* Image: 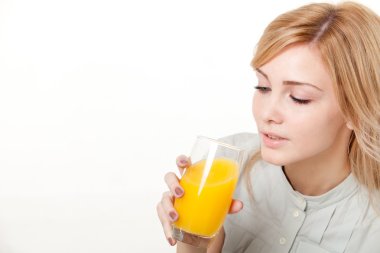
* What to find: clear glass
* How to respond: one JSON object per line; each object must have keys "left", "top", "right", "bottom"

{"left": 172, "top": 136, "right": 245, "bottom": 248}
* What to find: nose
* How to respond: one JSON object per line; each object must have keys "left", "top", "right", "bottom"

{"left": 259, "top": 94, "right": 284, "bottom": 125}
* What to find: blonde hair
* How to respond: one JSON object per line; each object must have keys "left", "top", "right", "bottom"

{"left": 245, "top": 2, "right": 380, "bottom": 204}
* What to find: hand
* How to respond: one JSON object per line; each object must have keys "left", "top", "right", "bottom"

{"left": 156, "top": 155, "right": 244, "bottom": 247}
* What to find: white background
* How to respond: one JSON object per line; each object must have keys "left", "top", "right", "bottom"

{"left": 0, "top": 0, "right": 379, "bottom": 252}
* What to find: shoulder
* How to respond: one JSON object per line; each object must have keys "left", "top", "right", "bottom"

{"left": 348, "top": 216, "right": 380, "bottom": 251}
{"left": 218, "top": 132, "right": 261, "bottom": 173}
{"left": 219, "top": 132, "right": 260, "bottom": 154}
{"left": 219, "top": 133, "right": 282, "bottom": 196}
{"left": 346, "top": 190, "right": 380, "bottom": 252}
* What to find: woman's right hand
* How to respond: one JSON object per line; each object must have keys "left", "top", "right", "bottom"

{"left": 156, "top": 155, "right": 244, "bottom": 247}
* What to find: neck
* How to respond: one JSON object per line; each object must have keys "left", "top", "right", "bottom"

{"left": 283, "top": 140, "right": 351, "bottom": 196}
{"left": 283, "top": 163, "right": 350, "bottom": 196}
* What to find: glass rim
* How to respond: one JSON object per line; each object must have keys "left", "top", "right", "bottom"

{"left": 197, "top": 135, "right": 244, "bottom": 152}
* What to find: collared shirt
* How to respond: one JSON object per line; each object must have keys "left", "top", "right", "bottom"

{"left": 221, "top": 133, "right": 380, "bottom": 253}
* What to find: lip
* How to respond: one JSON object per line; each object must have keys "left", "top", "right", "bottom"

{"left": 260, "top": 131, "right": 288, "bottom": 149}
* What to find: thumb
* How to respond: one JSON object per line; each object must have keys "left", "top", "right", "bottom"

{"left": 228, "top": 199, "right": 243, "bottom": 214}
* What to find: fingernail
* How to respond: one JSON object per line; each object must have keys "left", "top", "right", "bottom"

{"left": 179, "top": 159, "right": 187, "bottom": 165}
{"left": 169, "top": 211, "right": 178, "bottom": 221}
{"left": 168, "top": 237, "right": 175, "bottom": 246}
{"left": 175, "top": 187, "right": 183, "bottom": 197}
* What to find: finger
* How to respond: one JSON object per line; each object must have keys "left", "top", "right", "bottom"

{"left": 156, "top": 201, "right": 166, "bottom": 226}
{"left": 164, "top": 172, "right": 184, "bottom": 198}
{"left": 176, "top": 155, "right": 191, "bottom": 175}
{"left": 156, "top": 202, "right": 177, "bottom": 246}
{"left": 161, "top": 191, "right": 178, "bottom": 222}
{"left": 164, "top": 219, "right": 176, "bottom": 246}
{"left": 228, "top": 199, "right": 243, "bottom": 214}
{"left": 157, "top": 192, "right": 175, "bottom": 224}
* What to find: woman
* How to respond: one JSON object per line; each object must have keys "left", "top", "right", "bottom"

{"left": 157, "top": 2, "right": 380, "bottom": 252}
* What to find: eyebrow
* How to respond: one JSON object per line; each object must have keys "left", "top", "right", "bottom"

{"left": 255, "top": 68, "right": 323, "bottom": 91}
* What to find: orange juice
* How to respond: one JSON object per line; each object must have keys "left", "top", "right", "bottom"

{"left": 174, "top": 157, "right": 239, "bottom": 237}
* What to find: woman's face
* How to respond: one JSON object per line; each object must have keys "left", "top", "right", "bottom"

{"left": 253, "top": 44, "right": 351, "bottom": 166}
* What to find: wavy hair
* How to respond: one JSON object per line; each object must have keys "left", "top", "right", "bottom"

{"left": 245, "top": 1, "right": 380, "bottom": 205}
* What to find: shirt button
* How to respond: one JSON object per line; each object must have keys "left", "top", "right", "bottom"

{"left": 293, "top": 210, "right": 300, "bottom": 218}
{"left": 279, "top": 237, "right": 286, "bottom": 245}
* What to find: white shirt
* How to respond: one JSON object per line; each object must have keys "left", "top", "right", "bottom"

{"left": 221, "top": 133, "right": 380, "bottom": 253}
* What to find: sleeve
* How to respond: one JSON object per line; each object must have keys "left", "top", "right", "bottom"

{"left": 222, "top": 177, "right": 267, "bottom": 253}
{"left": 217, "top": 133, "right": 262, "bottom": 252}
{"left": 222, "top": 216, "right": 253, "bottom": 253}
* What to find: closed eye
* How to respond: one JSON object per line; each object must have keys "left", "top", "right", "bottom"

{"left": 290, "top": 95, "right": 311, "bottom": 104}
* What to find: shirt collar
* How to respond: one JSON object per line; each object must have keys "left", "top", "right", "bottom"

{"left": 272, "top": 163, "right": 359, "bottom": 210}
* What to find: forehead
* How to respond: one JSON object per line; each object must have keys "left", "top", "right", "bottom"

{"left": 258, "top": 44, "right": 333, "bottom": 90}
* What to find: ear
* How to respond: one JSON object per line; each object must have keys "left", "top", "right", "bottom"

{"left": 346, "top": 122, "right": 354, "bottom": 130}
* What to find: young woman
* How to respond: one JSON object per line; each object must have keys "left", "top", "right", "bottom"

{"left": 157, "top": 2, "right": 380, "bottom": 252}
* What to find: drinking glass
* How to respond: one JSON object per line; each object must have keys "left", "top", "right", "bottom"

{"left": 172, "top": 136, "right": 245, "bottom": 248}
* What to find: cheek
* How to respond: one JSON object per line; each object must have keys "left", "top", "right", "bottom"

{"left": 252, "top": 93, "right": 261, "bottom": 120}
{"left": 289, "top": 107, "right": 345, "bottom": 149}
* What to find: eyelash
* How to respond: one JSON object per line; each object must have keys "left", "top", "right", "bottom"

{"left": 290, "top": 95, "right": 311, "bottom": 104}
{"left": 254, "top": 86, "right": 271, "bottom": 93}
{"left": 254, "top": 86, "right": 311, "bottom": 105}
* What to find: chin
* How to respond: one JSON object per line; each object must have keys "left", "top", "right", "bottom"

{"left": 260, "top": 148, "right": 287, "bottom": 166}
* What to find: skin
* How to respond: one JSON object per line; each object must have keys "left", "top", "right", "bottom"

{"left": 157, "top": 43, "right": 353, "bottom": 252}
{"left": 254, "top": 43, "right": 352, "bottom": 196}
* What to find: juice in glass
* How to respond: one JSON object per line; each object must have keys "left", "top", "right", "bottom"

{"left": 173, "top": 157, "right": 239, "bottom": 237}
